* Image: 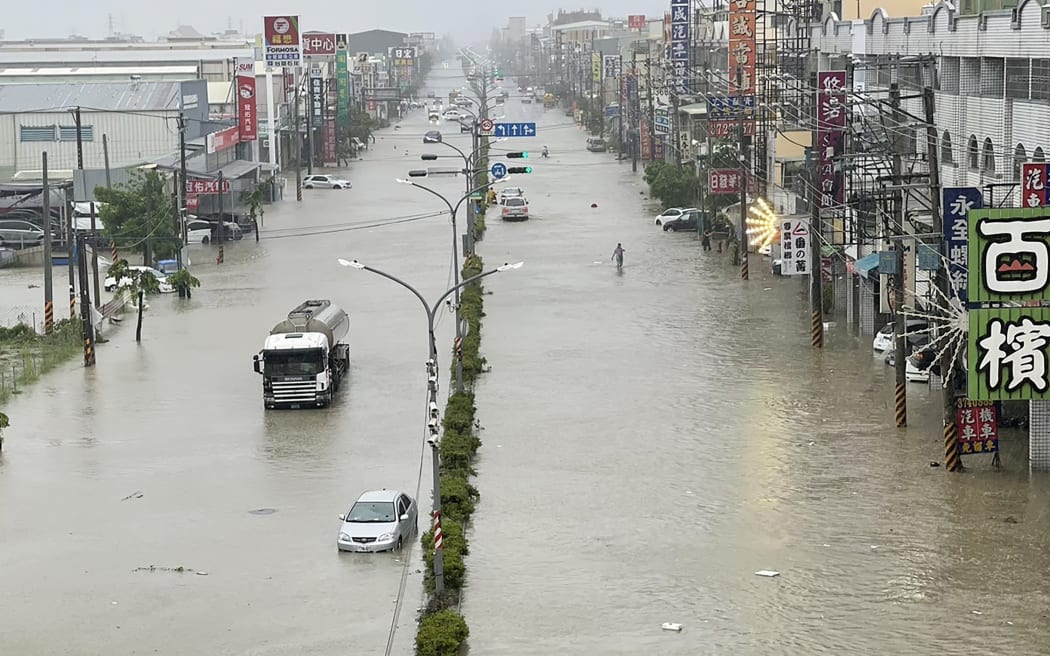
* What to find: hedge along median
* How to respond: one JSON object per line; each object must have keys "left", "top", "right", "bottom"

{"left": 415, "top": 253, "right": 486, "bottom": 656}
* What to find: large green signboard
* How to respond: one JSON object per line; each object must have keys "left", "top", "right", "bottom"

{"left": 967, "top": 207, "right": 1050, "bottom": 303}
{"left": 969, "top": 307, "right": 1050, "bottom": 400}
{"left": 336, "top": 34, "right": 349, "bottom": 128}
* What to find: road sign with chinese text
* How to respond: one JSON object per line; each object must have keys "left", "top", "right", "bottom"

{"left": 628, "top": 14, "right": 647, "bottom": 29}
{"left": 954, "top": 398, "right": 1000, "bottom": 455}
{"left": 943, "top": 187, "right": 982, "bottom": 303}
{"left": 709, "top": 168, "right": 743, "bottom": 194}
{"left": 969, "top": 307, "right": 1050, "bottom": 401}
{"left": 967, "top": 207, "right": 1050, "bottom": 304}
{"left": 493, "top": 122, "right": 536, "bottom": 138}
{"left": 780, "top": 218, "right": 810, "bottom": 276}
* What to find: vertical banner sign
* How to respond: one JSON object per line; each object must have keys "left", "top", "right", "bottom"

{"left": 967, "top": 207, "right": 1050, "bottom": 400}
{"left": 591, "top": 51, "right": 601, "bottom": 83}
{"left": 603, "top": 55, "right": 621, "bottom": 80}
{"left": 323, "top": 118, "right": 337, "bottom": 163}
{"left": 816, "top": 71, "right": 847, "bottom": 210}
{"left": 955, "top": 399, "right": 1000, "bottom": 455}
{"left": 309, "top": 68, "right": 324, "bottom": 121}
{"left": 336, "top": 35, "right": 349, "bottom": 128}
{"left": 641, "top": 120, "right": 652, "bottom": 160}
{"left": 780, "top": 217, "right": 811, "bottom": 275}
{"left": 709, "top": 169, "right": 743, "bottom": 194}
{"left": 728, "top": 0, "right": 756, "bottom": 96}
{"left": 235, "top": 60, "right": 257, "bottom": 142}
{"left": 1021, "top": 162, "right": 1050, "bottom": 207}
{"left": 263, "top": 16, "right": 301, "bottom": 68}
{"left": 943, "top": 187, "right": 982, "bottom": 303}
{"left": 670, "top": 0, "right": 689, "bottom": 94}
{"left": 628, "top": 15, "right": 647, "bottom": 29}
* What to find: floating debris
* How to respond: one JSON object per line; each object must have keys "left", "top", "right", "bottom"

{"left": 133, "top": 565, "right": 200, "bottom": 574}
{"left": 248, "top": 508, "right": 277, "bottom": 515}
{"left": 755, "top": 570, "right": 780, "bottom": 577}
{"left": 661, "top": 622, "right": 683, "bottom": 632}
{"left": 121, "top": 491, "right": 143, "bottom": 501}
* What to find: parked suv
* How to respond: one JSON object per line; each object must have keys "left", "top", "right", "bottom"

{"left": 0, "top": 219, "right": 49, "bottom": 249}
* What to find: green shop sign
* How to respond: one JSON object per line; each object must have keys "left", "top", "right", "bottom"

{"left": 969, "top": 307, "right": 1050, "bottom": 400}
{"left": 336, "top": 34, "right": 350, "bottom": 128}
{"left": 967, "top": 206, "right": 1050, "bottom": 303}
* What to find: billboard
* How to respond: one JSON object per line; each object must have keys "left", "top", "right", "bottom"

{"left": 628, "top": 14, "right": 647, "bottom": 29}
{"left": 816, "top": 71, "right": 847, "bottom": 211}
{"left": 728, "top": 0, "right": 756, "bottom": 95}
{"left": 302, "top": 31, "right": 336, "bottom": 56}
{"left": 235, "top": 60, "right": 257, "bottom": 142}
{"left": 780, "top": 218, "right": 811, "bottom": 276}
{"left": 263, "top": 16, "right": 301, "bottom": 68}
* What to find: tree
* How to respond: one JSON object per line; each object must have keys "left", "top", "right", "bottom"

{"left": 107, "top": 259, "right": 160, "bottom": 342}
{"left": 0, "top": 410, "right": 8, "bottom": 451}
{"left": 644, "top": 161, "right": 699, "bottom": 209}
{"left": 695, "top": 143, "right": 743, "bottom": 216}
{"left": 242, "top": 177, "right": 272, "bottom": 227}
{"left": 349, "top": 107, "right": 376, "bottom": 146}
{"left": 95, "top": 170, "right": 179, "bottom": 265}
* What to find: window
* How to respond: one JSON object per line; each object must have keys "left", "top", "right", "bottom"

{"left": 19, "top": 125, "right": 56, "bottom": 142}
{"left": 1014, "top": 144, "right": 1027, "bottom": 180}
{"left": 967, "top": 135, "right": 979, "bottom": 169}
{"left": 1036, "top": 147, "right": 1046, "bottom": 163}
{"left": 941, "top": 131, "right": 954, "bottom": 164}
{"left": 982, "top": 138, "right": 996, "bottom": 173}
{"left": 1034, "top": 59, "right": 1050, "bottom": 100}
{"left": 1005, "top": 58, "right": 1030, "bottom": 100}
{"left": 59, "top": 125, "right": 94, "bottom": 141}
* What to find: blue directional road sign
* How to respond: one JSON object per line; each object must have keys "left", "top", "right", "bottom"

{"left": 490, "top": 162, "right": 507, "bottom": 179}
{"left": 493, "top": 122, "right": 537, "bottom": 138}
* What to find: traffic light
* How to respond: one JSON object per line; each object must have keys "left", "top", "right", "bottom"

{"left": 507, "top": 166, "right": 532, "bottom": 174}
{"left": 507, "top": 152, "right": 529, "bottom": 159}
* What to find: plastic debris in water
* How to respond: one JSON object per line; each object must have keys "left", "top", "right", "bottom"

{"left": 755, "top": 570, "right": 780, "bottom": 577}
{"left": 661, "top": 622, "right": 683, "bottom": 632}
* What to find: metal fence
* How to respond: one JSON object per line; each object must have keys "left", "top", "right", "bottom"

{"left": 0, "top": 319, "right": 82, "bottom": 406}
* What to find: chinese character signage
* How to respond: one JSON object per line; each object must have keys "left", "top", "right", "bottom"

{"left": 1021, "top": 162, "right": 1049, "bottom": 207}
{"left": 235, "top": 60, "right": 257, "bottom": 142}
{"left": 943, "top": 187, "right": 982, "bottom": 303}
{"left": 641, "top": 120, "right": 652, "bottom": 160}
{"left": 967, "top": 207, "right": 1050, "bottom": 303}
{"left": 670, "top": 0, "right": 689, "bottom": 94}
{"left": 603, "top": 55, "right": 622, "bottom": 79}
{"left": 591, "top": 52, "right": 601, "bottom": 82}
{"left": 969, "top": 307, "right": 1050, "bottom": 400}
{"left": 816, "top": 71, "right": 847, "bottom": 211}
{"left": 263, "top": 16, "right": 301, "bottom": 68}
{"left": 205, "top": 125, "right": 239, "bottom": 154}
{"left": 728, "top": 0, "right": 756, "bottom": 96}
{"left": 336, "top": 35, "right": 349, "bottom": 128}
{"left": 323, "top": 118, "right": 337, "bottom": 163}
{"left": 629, "top": 15, "right": 647, "bottom": 29}
{"left": 709, "top": 168, "right": 743, "bottom": 194}
{"left": 309, "top": 69, "right": 324, "bottom": 120}
{"left": 186, "top": 179, "right": 231, "bottom": 195}
{"left": 302, "top": 31, "right": 336, "bottom": 56}
{"left": 780, "top": 218, "right": 811, "bottom": 275}
{"left": 954, "top": 399, "right": 1000, "bottom": 455}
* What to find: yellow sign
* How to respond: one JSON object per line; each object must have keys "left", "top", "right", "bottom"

{"left": 591, "top": 52, "right": 601, "bottom": 82}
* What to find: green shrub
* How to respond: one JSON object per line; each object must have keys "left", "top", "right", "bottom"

{"left": 443, "top": 393, "right": 476, "bottom": 433}
{"left": 421, "top": 518, "right": 468, "bottom": 593}
{"left": 415, "top": 609, "right": 469, "bottom": 656}
{"left": 440, "top": 473, "right": 479, "bottom": 521}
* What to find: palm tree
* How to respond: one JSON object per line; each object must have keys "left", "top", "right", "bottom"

{"left": 106, "top": 259, "right": 160, "bottom": 343}
{"left": 243, "top": 177, "right": 272, "bottom": 229}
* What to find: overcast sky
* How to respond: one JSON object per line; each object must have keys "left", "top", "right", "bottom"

{"left": 7, "top": 1, "right": 670, "bottom": 42}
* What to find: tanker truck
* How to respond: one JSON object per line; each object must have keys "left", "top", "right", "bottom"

{"left": 252, "top": 300, "right": 351, "bottom": 409}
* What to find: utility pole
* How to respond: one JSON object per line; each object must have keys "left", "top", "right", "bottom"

{"left": 306, "top": 64, "right": 316, "bottom": 177}
{"left": 42, "top": 153, "right": 54, "bottom": 335}
{"left": 809, "top": 71, "right": 824, "bottom": 349}
{"left": 924, "top": 86, "right": 960, "bottom": 471}
{"left": 738, "top": 118, "right": 749, "bottom": 279}
{"left": 889, "top": 83, "right": 907, "bottom": 428}
{"left": 217, "top": 171, "right": 226, "bottom": 264}
{"left": 74, "top": 106, "right": 84, "bottom": 169}
{"left": 294, "top": 67, "right": 303, "bottom": 201}
{"left": 177, "top": 111, "right": 189, "bottom": 270}
{"left": 88, "top": 202, "right": 100, "bottom": 307}
{"left": 77, "top": 232, "right": 96, "bottom": 367}
{"left": 427, "top": 354, "right": 444, "bottom": 595}
{"left": 71, "top": 106, "right": 85, "bottom": 317}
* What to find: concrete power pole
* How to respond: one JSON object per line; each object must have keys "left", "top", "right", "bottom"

{"left": 42, "top": 153, "right": 54, "bottom": 335}
{"left": 889, "top": 83, "right": 907, "bottom": 428}
{"left": 809, "top": 71, "right": 824, "bottom": 349}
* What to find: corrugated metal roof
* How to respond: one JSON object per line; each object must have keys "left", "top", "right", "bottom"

{"left": 0, "top": 81, "right": 181, "bottom": 112}
{"left": 0, "top": 65, "right": 197, "bottom": 76}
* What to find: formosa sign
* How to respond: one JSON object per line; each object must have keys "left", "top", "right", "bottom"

{"left": 263, "top": 15, "right": 301, "bottom": 67}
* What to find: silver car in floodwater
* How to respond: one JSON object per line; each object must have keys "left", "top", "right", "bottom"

{"left": 337, "top": 489, "right": 418, "bottom": 553}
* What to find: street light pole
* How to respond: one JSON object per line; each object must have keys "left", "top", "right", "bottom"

{"left": 396, "top": 179, "right": 501, "bottom": 394}
{"left": 336, "top": 258, "right": 523, "bottom": 597}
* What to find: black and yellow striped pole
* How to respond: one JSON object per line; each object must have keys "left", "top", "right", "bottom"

{"left": 44, "top": 301, "right": 54, "bottom": 335}
{"left": 76, "top": 234, "right": 96, "bottom": 367}
{"left": 810, "top": 212, "right": 824, "bottom": 349}
{"left": 944, "top": 418, "right": 961, "bottom": 471}
{"left": 110, "top": 240, "right": 118, "bottom": 263}
{"left": 68, "top": 284, "right": 76, "bottom": 319}
{"left": 811, "top": 309, "right": 823, "bottom": 348}
{"left": 895, "top": 383, "right": 907, "bottom": 428}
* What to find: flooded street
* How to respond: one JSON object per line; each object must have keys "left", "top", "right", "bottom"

{"left": 2, "top": 66, "right": 1050, "bottom": 655}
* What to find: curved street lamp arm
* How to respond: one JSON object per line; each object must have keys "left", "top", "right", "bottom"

{"left": 357, "top": 264, "right": 433, "bottom": 331}
{"left": 437, "top": 140, "right": 468, "bottom": 163}
{"left": 406, "top": 181, "right": 455, "bottom": 217}
{"left": 452, "top": 182, "right": 500, "bottom": 217}
{"left": 430, "top": 266, "right": 509, "bottom": 316}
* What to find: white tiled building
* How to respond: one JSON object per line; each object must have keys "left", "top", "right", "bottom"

{"left": 809, "top": 0, "right": 1050, "bottom": 208}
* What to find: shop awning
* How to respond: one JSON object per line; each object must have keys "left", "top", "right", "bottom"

{"left": 854, "top": 252, "right": 880, "bottom": 279}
